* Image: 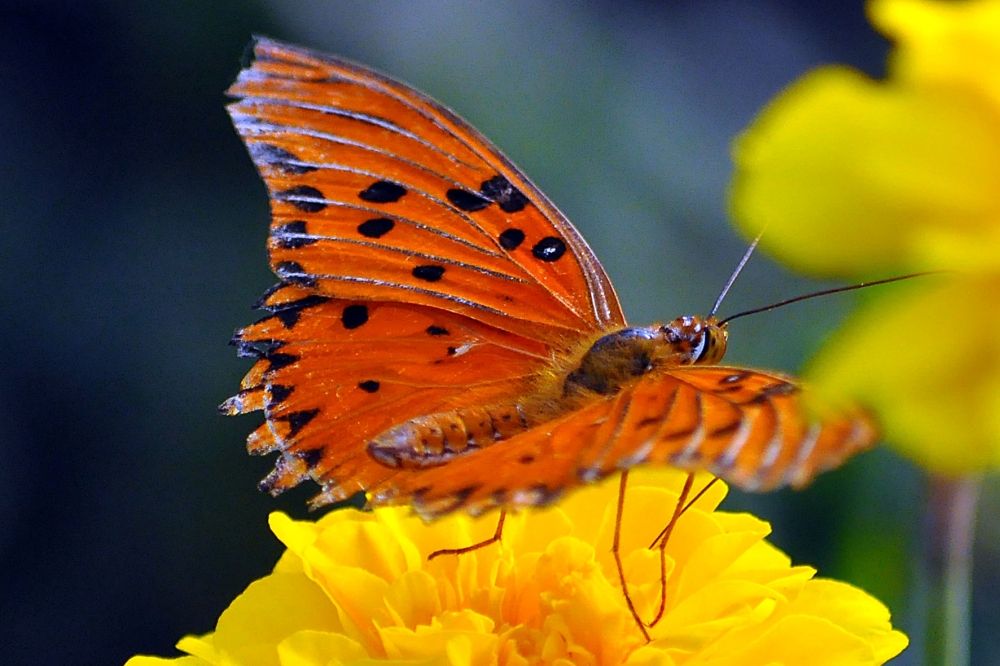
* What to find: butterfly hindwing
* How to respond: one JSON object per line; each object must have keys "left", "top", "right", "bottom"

{"left": 221, "top": 283, "right": 553, "bottom": 503}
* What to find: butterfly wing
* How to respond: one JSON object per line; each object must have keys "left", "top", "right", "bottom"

{"left": 227, "top": 37, "right": 624, "bottom": 340}
{"left": 223, "top": 38, "right": 625, "bottom": 504}
{"left": 370, "top": 366, "right": 877, "bottom": 518}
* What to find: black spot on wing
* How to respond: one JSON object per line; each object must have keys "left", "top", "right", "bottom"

{"left": 270, "top": 294, "right": 330, "bottom": 329}
{"left": 480, "top": 175, "right": 528, "bottom": 213}
{"left": 251, "top": 143, "right": 318, "bottom": 174}
{"left": 275, "top": 261, "right": 316, "bottom": 287}
{"left": 281, "top": 409, "right": 320, "bottom": 437}
{"left": 358, "top": 380, "right": 380, "bottom": 393}
{"left": 531, "top": 236, "right": 566, "bottom": 262}
{"left": 748, "top": 381, "right": 798, "bottom": 404}
{"left": 273, "top": 221, "right": 318, "bottom": 249}
{"left": 275, "top": 309, "right": 300, "bottom": 329}
{"left": 269, "top": 384, "right": 295, "bottom": 404}
{"left": 357, "top": 217, "right": 395, "bottom": 238}
{"left": 277, "top": 185, "right": 327, "bottom": 212}
{"left": 412, "top": 265, "right": 445, "bottom": 282}
{"left": 341, "top": 304, "right": 369, "bottom": 329}
{"left": 426, "top": 325, "right": 449, "bottom": 336}
{"left": 498, "top": 228, "right": 525, "bottom": 250}
{"left": 251, "top": 282, "right": 285, "bottom": 310}
{"left": 446, "top": 188, "right": 491, "bottom": 212}
{"left": 714, "top": 372, "right": 752, "bottom": 393}
{"left": 359, "top": 180, "right": 406, "bottom": 203}
{"left": 257, "top": 293, "right": 328, "bottom": 314}
{"left": 267, "top": 352, "right": 299, "bottom": 372}
{"left": 232, "top": 337, "right": 265, "bottom": 359}
{"left": 525, "top": 484, "right": 560, "bottom": 507}
{"left": 298, "top": 447, "right": 325, "bottom": 470}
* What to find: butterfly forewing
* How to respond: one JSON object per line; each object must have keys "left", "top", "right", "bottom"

{"left": 368, "top": 366, "right": 876, "bottom": 518}
{"left": 227, "top": 37, "right": 624, "bottom": 341}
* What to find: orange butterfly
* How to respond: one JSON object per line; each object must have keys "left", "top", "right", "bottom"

{"left": 221, "top": 37, "right": 876, "bottom": 522}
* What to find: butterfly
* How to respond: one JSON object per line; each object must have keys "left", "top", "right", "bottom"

{"left": 221, "top": 37, "right": 877, "bottom": 521}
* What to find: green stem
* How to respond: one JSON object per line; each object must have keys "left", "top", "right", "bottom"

{"left": 924, "top": 473, "right": 981, "bottom": 666}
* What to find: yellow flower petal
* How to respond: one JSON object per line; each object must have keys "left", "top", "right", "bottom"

{"left": 213, "top": 573, "right": 343, "bottom": 666}
{"left": 730, "top": 65, "right": 1000, "bottom": 276}
{"left": 807, "top": 276, "right": 1000, "bottom": 473}
{"left": 728, "top": 0, "right": 1000, "bottom": 475}
{"left": 786, "top": 580, "right": 910, "bottom": 664}
{"left": 125, "top": 656, "right": 210, "bottom": 666}
{"left": 131, "top": 469, "right": 906, "bottom": 665}
{"left": 873, "top": 0, "right": 1000, "bottom": 108}
{"left": 276, "top": 631, "right": 369, "bottom": 666}
{"left": 699, "top": 614, "right": 875, "bottom": 666}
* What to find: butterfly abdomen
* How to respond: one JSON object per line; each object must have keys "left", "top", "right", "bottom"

{"left": 367, "top": 404, "right": 531, "bottom": 469}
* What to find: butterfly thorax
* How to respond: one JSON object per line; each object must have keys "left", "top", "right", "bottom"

{"left": 366, "top": 316, "right": 727, "bottom": 470}
{"left": 563, "top": 316, "right": 728, "bottom": 396}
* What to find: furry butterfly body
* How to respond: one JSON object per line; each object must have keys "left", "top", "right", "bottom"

{"left": 222, "top": 37, "right": 876, "bottom": 519}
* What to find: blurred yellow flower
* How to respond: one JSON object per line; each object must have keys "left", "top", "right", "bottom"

{"left": 729, "top": 0, "right": 1000, "bottom": 472}
{"left": 126, "top": 469, "right": 906, "bottom": 666}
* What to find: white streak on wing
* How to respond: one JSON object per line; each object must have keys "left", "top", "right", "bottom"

{"left": 739, "top": 403, "right": 780, "bottom": 492}
{"left": 786, "top": 423, "right": 822, "bottom": 487}
{"left": 669, "top": 394, "right": 706, "bottom": 467}
{"left": 712, "top": 412, "right": 754, "bottom": 474}
{"left": 235, "top": 115, "right": 470, "bottom": 186}
{"left": 750, "top": 408, "right": 786, "bottom": 491}
{"left": 243, "top": 98, "right": 479, "bottom": 169}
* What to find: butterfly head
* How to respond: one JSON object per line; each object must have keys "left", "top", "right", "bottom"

{"left": 660, "top": 316, "right": 728, "bottom": 365}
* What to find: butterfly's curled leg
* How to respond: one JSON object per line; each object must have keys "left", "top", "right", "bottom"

{"left": 647, "top": 475, "right": 720, "bottom": 550}
{"left": 612, "top": 470, "right": 652, "bottom": 643}
{"left": 428, "top": 509, "right": 507, "bottom": 560}
{"left": 645, "top": 472, "right": 695, "bottom": 629}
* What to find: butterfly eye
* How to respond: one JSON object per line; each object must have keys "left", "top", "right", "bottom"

{"left": 693, "top": 326, "right": 728, "bottom": 365}
{"left": 690, "top": 332, "right": 709, "bottom": 363}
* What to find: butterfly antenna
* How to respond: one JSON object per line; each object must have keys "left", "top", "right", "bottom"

{"left": 709, "top": 231, "right": 764, "bottom": 318}
{"left": 718, "top": 272, "right": 940, "bottom": 327}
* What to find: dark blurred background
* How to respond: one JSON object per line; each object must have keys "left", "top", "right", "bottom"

{"left": 2, "top": 1, "right": 997, "bottom": 664}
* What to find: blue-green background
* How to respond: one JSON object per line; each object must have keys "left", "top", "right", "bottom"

{"left": 2, "top": 1, "right": 997, "bottom": 664}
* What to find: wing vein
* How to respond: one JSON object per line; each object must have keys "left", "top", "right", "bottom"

{"left": 275, "top": 233, "right": 530, "bottom": 283}
{"left": 235, "top": 114, "right": 472, "bottom": 185}
{"left": 236, "top": 99, "right": 482, "bottom": 170}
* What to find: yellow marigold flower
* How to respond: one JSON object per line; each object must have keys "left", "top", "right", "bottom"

{"left": 126, "top": 469, "right": 906, "bottom": 666}
{"left": 729, "top": 0, "right": 1000, "bottom": 472}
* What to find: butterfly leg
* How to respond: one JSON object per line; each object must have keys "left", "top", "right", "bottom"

{"left": 645, "top": 474, "right": 721, "bottom": 629}
{"left": 643, "top": 472, "right": 696, "bottom": 629}
{"left": 612, "top": 470, "right": 652, "bottom": 643}
{"left": 427, "top": 509, "right": 507, "bottom": 560}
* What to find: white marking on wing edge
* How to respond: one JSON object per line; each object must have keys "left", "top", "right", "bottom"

{"left": 712, "top": 413, "right": 754, "bottom": 473}
{"left": 670, "top": 423, "right": 707, "bottom": 468}
{"left": 786, "top": 423, "right": 822, "bottom": 487}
